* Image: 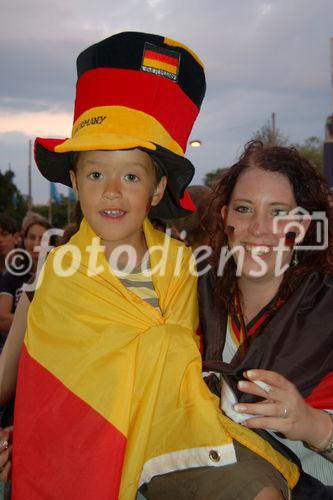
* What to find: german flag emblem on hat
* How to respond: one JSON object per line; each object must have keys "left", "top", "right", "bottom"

{"left": 141, "top": 42, "right": 180, "bottom": 81}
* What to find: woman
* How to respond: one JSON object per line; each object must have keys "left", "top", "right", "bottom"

{"left": 199, "top": 141, "right": 333, "bottom": 495}
{"left": 0, "top": 215, "right": 51, "bottom": 343}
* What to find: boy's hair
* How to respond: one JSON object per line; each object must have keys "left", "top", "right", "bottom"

{"left": 0, "top": 214, "right": 19, "bottom": 234}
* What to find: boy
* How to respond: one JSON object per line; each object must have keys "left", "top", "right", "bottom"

{"left": 11, "top": 32, "right": 298, "bottom": 499}
{"left": 0, "top": 215, "right": 19, "bottom": 276}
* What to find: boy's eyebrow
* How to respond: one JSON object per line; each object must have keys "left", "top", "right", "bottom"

{"left": 80, "top": 160, "right": 149, "bottom": 169}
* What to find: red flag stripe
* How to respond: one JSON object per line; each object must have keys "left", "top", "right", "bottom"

{"left": 180, "top": 190, "right": 196, "bottom": 212}
{"left": 305, "top": 370, "right": 333, "bottom": 410}
{"left": 247, "top": 313, "right": 269, "bottom": 336}
{"left": 13, "top": 346, "right": 127, "bottom": 500}
{"left": 143, "top": 49, "right": 179, "bottom": 67}
{"left": 73, "top": 68, "right": 198, "bottom": 151}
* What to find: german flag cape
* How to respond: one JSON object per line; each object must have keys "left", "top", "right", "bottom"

{"left": 12, "top": 219, "right": 299, "bottom": 499}
{"left": 199, "top": 269, "right": 333, "bottom": 412}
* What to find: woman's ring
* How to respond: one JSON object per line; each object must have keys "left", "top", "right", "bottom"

{"left": 281, "top": 407, "right": 289, "bottom": 419}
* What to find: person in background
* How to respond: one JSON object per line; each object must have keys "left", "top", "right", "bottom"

{"left": 199, "top": 140, "right": 333, "bottom": 498}
{"left": 0, "top": 215, "right": 51, "bottom": 347}
{"left": 0, "top": 216, "right": 20, "bottom": 276}
{"left": 0, "top": 216, "right": 21, "bottom": 498}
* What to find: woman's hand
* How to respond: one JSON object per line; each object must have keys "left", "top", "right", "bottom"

{"left": 0, "top": 426, "right": 12, "bottom": 481}
{"left": 234, "top": 369, "right": 332, "bottom": 449}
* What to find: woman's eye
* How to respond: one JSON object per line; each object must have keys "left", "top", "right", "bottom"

{"left": 234, "top": 205, "right": 251, "bottom": 214}
{"left": 124, "top": 173, "right": 139, "bottom": 182}
{"left": 88, "top": 172, "right": 102, "bottom": 180}
{"left": 272, "top": 208, "right": 288, "bottom": 217}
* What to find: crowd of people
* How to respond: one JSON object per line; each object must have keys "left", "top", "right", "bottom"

{"left": 0, "top": 214, "right": 52, "bottom": 345}
{"left": 0, "top": 30, "right": 332, "bottom": 500}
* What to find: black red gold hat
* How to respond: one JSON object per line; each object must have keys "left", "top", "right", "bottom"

{"left": 34, "top": 31, "right": 206, "bottom": 218}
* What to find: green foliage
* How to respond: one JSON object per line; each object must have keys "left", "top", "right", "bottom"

{"left": 291, "top": 136, "right": 323, "bottom": 174}
{"left": 0, "top": 169, "right": 28, "bottom": 223}
{"left": 203, "top": 133, "right": 324, "bottom": 188}
{"left": 32, "top": 204, "right": 49, "bottom": 220}
{"left": 33, "top": 195, "right": 75, "bottom": 228}
{"left": 252, "top": 120, "right": 323, "bottom": 173}
{"left": 203, "top": 168, "right": 229, "bottom": 188}
{"left": 252, "top": 120, "right": 289, "bottom": 147}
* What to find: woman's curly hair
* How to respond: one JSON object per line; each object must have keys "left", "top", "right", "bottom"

{"left": 206, "top": 140, "right": 333, "bottom": 306}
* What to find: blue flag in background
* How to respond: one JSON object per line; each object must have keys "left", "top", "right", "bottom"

{"left": 50, "top": 182, "right": 61, "bottom": 203}
{"left": 12, "top": 192, "right": 18, "bottom": 208}
{"left": 68, "top": 187, "right": 76, "bottom": 203}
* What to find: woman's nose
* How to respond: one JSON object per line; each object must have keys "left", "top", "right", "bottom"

{"left": 248, "top": 213, "right": 270, "bottom": 236}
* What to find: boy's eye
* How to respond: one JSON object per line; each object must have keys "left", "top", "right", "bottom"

{"left": 124, "top": 173, "right": 139, "bottom": 182}
{"left": 88, "top": 172, "right": 102, "bottom": 180}
{"left": 272, "top": 208, "right": 289, "bottom": 217}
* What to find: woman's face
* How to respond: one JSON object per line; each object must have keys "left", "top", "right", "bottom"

{"left": 24, "top": 223, "right": 48, "bottom": 261}
{"left": 222, "top": 166, "right": 308, "bottom": 283}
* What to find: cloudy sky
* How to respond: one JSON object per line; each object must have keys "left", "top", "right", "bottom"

{"left": 1, "top": 0, "right": 333, "bottom": 204}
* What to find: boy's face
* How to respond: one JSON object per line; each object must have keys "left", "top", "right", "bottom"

{"left": 70, "top": 149, "right": 166, "bottom": 255}
{"left": 0, "top": 228, "right": 19, "bottom": 257}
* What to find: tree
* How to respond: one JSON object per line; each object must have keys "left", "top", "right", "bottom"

{"left": 253, "top": 119, "right": 323, "bottom": 173}
{"left": 203, "top": 168, "right": 229, "bottom": 188}
{"left": 292, "top": 136, "right": 323, "bottom": 174}
{"left": 0, "top": 169, "right": 28, "bottom": 223}
{"left": 33, "top": 194, "right": 75, "bottom": 228}
{"left": 252, "top": 119, "right": 289, "bottom": 147}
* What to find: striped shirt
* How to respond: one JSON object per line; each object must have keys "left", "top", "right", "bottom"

{"left": 113, "top": 261, "right": 160, "bottom": 312}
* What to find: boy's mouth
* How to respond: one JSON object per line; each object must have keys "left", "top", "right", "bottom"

{"left": 100, "top": 210, "right": 126, "bottom": 218}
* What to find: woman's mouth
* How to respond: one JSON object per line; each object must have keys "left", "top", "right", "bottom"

{"left": 244, "top": 244, "right": 271, "bottom": 256}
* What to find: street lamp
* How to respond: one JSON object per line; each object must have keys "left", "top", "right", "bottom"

{"left": 189, "top": 139, "right": 202, "bottom": 148}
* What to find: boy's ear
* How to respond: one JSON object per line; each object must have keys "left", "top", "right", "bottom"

{"left": 69, "top": 170, "right": 79, "bottom": 199}
{"left": 151, "top": 176, "right": 167, "bottom": 206}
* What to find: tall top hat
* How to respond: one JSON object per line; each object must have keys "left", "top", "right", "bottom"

{"left": 35, "top": 31, "right": 206, "bottom": 218}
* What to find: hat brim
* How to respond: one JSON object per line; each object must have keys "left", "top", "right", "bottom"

{"left": 35, "top": 138, "right": 194, "bottom": 219}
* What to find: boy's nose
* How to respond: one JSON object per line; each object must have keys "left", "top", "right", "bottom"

{"left": 102, "top": 179, "right": 122, "bottom": 199}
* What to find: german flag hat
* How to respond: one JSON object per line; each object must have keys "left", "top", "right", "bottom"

{"left": 35, "top": 31, "right": 206, "bottom": 218}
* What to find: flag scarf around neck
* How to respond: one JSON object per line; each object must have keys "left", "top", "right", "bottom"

{"left": 12, "top": 218, "right": 299, "bottom": 499}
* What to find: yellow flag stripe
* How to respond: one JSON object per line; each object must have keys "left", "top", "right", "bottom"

{"left": 54, "top": 106, "right": 184, "bottom": 155}
{"left": 143, "top": 57, "right": 178, "bottom": 74}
